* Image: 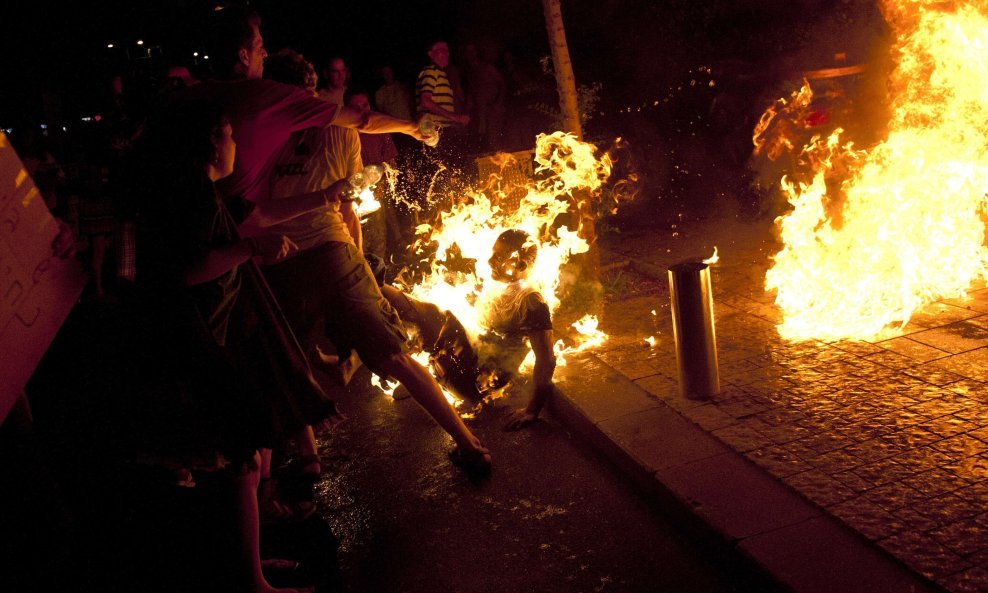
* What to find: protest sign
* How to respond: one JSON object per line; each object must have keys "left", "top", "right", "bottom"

{"left": 0, "top": 132, "right": 86, "bottom": 422}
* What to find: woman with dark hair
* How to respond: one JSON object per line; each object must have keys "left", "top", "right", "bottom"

{"left": 128, "top": 98, "right": 338, "bottom": 593}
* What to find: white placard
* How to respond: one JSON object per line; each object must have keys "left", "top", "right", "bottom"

{"left": 0, "top": 132, "right": 87, "bottom": 422}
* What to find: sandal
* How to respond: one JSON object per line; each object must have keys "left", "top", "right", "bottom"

{"left": 262, "top": 558, "right": 301, "bottom": 572}
{"left": 448, "top": 446, "right": 492, "bottom": 477}
{"left": 259, "top": 478, "right": 318, "bottom": 525}
{"left": 260, "top": 497, "right": 318, "bottom": 525}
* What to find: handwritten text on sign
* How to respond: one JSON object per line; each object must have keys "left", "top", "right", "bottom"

{"left": 0, "top": 132, "right": 86, "bottom": 422}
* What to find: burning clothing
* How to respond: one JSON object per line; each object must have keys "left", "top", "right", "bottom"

{"left": 476, "top": 282, "right": 552, "bottom": 383}
{"left": 389, "top": 281, "right": 553, "bottom": 401}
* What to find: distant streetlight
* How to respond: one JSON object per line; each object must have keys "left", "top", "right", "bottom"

{"left": 107, "top": 43, "right": 114, "bottom": 49}
{"left": 203, "top": 55, "right": 210, "bottom": 60}
{"left": 193, "top": 51, "right": 199, "bottom": 57}
{"left": 136, "top": 40, "right": 144, "bottom": 46}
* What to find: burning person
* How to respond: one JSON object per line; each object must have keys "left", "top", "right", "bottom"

{"left": 382, "top": 229, "right": 556, "bottom": 431}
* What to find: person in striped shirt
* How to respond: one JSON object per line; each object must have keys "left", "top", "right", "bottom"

{"left": 416, "top": 40, "right": 469, "bottom": 127}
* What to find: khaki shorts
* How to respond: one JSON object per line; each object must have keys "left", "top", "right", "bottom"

{"left": 262, "top": 241, "right": 407, "bottom": 376}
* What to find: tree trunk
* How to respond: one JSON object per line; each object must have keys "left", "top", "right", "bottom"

{"left": 542, "top": 0, "right": 600, "bottom": 308}
{"left": 541, "top": 0, "right": 582, "bottom": 140}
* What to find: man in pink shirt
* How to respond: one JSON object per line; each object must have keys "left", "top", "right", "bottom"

{"left": 190, "top": 7, "right": 429, "bottom": 208}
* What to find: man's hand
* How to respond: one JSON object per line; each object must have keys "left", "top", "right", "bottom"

{"left": 409, "top": 116, "right": 435, "bottom": 144}
{"left": 503, "top": 408, "right": 539, "bottom": 431}
{"left": 322, "top": 178, "right": 351, "bottom": 204}
{"left": 252, "top": 234, "right": 299, "bottom": 262}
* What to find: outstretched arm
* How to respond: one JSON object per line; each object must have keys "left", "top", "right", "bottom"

{"left": 239, "top": 179, "right": 349, "bottom": 234}
{"left": 183, "top": 234, "right": 298, "bottom": 286}
{"left": 333, "top": 104, "right": 430, "bottom": 140}
{"left": 504, "top": 329, "right": 556, "bottom": 431}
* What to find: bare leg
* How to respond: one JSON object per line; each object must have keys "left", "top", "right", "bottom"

{"left": 259, "top": 448, "right": 273, "bottom": 479}
{"left": 297, "top": 426, "right": 318, "bottom": 458}
{"left": 380, "top": 285, "right": 446, "bottom": 347}
{"left": 296, "top": 425, "right": 320, "bottom": 476}
{"left": 309, "top": 344, "right": 362, "bottom": 386}
{"left": 377, "top": 353, "right": 487, "bottom": 456}
{"left": 258, "top": 447, "right": 316, "bottom": 524}
{"left": 234, "top": 453, "right": 311, "bottom": 593}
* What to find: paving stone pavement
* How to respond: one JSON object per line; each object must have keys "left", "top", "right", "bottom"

{"left": 579, "top": 215, "right": 988, "bottom": 593}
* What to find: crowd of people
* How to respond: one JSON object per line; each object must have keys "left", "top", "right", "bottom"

{"left": 3, "top": 6, "right": 560, "bottom": 593}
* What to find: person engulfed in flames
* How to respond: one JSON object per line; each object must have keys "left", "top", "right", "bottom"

{"left": 382, "top": 229, "right": 556, "bottom": 430}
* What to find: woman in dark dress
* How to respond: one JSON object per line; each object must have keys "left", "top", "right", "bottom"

{"left": 131, "top": 99, "right": 338, "bottom": 593}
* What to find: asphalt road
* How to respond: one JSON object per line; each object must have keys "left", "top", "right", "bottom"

{"left": 309, "top": 368, "right": 779, "bottom": 593}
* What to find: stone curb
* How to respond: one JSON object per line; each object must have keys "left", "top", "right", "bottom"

{"left": 547, "top": 352, "right": 945, "bottom": 593}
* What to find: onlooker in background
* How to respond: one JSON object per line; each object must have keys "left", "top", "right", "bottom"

{"left": 374, "top": 65, "right": 413, "bottom": 121}
{"left": 162, "top": 62, "right": 200, "bottom": 93}
{"left": 317, "top": 56, "right": 348, "bottom": 106}
{"left": 13, "top": 128, "right": 65, "bottom": 212}
{"left": 416, "top": 40, "right": 469, "bottom": 127}
{"left": 464, "top": 43, "right": 507, "bottom": 152}
{"left": 346, "top": 88, "right": 402, "bottom": 260}
{"left": 79, "top": 73, "right": 142, "bottom": 301}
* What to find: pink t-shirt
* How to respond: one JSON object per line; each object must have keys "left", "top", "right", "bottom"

{"left": 184, "top": 79, "right": 339, "bottom": 204}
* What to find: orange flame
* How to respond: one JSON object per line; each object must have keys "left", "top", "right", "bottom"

{"left": 763, "top": 1, "right": 988, "bottom": 341}
{"left": 393, "top": 133, "right": 613, "bottom": 404}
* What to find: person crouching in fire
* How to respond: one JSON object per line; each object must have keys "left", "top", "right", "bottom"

{"left": 381, "top": 229, "right": 556, "bottom": 430}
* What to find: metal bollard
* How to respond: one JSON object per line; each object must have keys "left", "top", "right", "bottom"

{"left": 668, "top": 261, "right": 720, "bottom": 400}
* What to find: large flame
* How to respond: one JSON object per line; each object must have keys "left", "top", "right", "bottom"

{"left": 391, "top": 132, "right": 613, "bottom": 403}
{"left": 762, "top": 1, "right": 988, "bottom": 341}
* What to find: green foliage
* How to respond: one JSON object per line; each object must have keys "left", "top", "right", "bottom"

{"left": 532, "top": 55, "right": 603, "bottom": 131}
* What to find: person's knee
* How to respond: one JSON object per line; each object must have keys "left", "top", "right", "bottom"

{"left": 379, "top": 351, "right": 435, "bottom": 384}
{"left": 381, "top": 351, "right": 416, "bottom": 372}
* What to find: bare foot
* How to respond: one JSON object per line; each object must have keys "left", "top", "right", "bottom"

{"left": 310, "top": 346, "right": 362, "bottom": 386}
{"left": 336, "top": 351, "right": 362, "bottom": 386}
{"left": 309, "top": 345, "right": 340, "bottom": 373}
{"left": 503, "top": 409, "right": 539, "bottom": 431}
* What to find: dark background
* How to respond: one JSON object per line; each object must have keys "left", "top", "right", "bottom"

{"left": 0, "top": 0, "right": 889, "bottom": 221}
{"left": 0, "top": 0, "right": 886, "bottom": 123}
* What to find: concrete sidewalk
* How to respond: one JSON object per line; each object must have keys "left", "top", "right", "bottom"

{"left": 545, "top": 217, "right": 988, "bottom": 593}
